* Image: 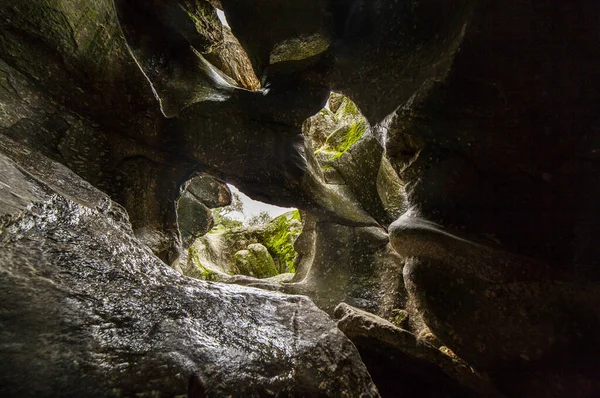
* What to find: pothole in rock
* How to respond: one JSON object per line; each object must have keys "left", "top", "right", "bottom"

{"left": 186, "top": 184, "right": 302, "bottom": 282}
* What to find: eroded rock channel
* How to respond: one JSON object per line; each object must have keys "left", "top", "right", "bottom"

{"left": 1, "top": 0, "right": 599, "bottom": 397}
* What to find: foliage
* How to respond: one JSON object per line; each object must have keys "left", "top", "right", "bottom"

{"left": 211, "top": 192, "right": 243, "bottom": 229}
{"left": 246, "top": 211, "right": 272, "bottom": 227}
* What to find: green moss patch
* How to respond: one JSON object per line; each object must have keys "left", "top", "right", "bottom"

{"left": 233, "top": 243, "right": 278, "bottom": 278}
{"left": 312, "top": 94, "right": 368, "bottom": 162}
{"left": 262, "top": 210, "right": 302, "bottom": 273}
{"left": 316, "top": 121, "right": 367, "bottom": 161}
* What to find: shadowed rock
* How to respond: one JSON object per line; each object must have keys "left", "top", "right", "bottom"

{"left": 389, "top": 212, "right": 600, "bottom": 397}
{"left": 334, "top": 303, "right": 503, "bottom": 398}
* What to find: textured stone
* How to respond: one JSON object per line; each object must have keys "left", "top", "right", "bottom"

{"left": 0, "top": 137, "right": 380, "bottom": 397}
{"left": 234, "top": 243, "right": 278, "bottom": 279}
{"left": 390, "top": 212, "right": 600, "bottom": 397}
{"left": 286, "top": 217, "right": 407, "bottom": 317}
{"left": 335, "top": 303, "right": 502, "bottom": 398}
{"left": 177, "top": 174, "right": 231, "bottom": 247}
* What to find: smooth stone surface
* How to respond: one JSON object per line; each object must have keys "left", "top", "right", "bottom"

{"left": 390, "top": 212, "right": 600, "bottom": 396}
{"left": 0, "top": 139, "right": 380, "bottom": 397}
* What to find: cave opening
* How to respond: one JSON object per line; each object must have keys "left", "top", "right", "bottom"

{"left": 182, "top": 183, "right": 302, "bottom": 282}
{"left": 178, "top": 92, "right": 374, "bottom": 284}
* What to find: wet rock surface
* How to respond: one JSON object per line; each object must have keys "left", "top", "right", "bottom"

{"left": 286, "top": 216, "right": 407, "bottom": 317}
{"left": 0, "top": 138, "right": 379, "bottom": 397}
{"left": 1, "top": 0, "right": 600, "bottom": 396}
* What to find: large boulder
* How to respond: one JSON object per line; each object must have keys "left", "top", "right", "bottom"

{"left": 0, "top": 137, "right": 380, "bottom": 397}
{"left": 234, "top": 243, "right": 279, "bottom": 279}
{"left": 177, "top": 174, "right": 231, "bottom": 247}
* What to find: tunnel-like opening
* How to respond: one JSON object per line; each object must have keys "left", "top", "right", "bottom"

{"left": 180, "top": 183, "right": 302, "bottom": 281}
{"left": 175, "top": 92, "right": 379, "bottom": 283}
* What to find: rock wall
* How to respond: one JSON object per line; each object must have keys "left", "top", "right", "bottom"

{"left": 1, "top": 0, "right": 599, "bottom": 396}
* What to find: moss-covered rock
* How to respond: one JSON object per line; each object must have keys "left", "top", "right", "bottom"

{"left": 184, "top": 210, "right": 302, "bottom": 280}
{"left": 234, "top": 243, "right": 278, "bottom": 278}
{"left": 316, "top": 121, "right": 368, "bottom": 162}
{"left": 262, "top": 210, "right": 302, "bottom": 273}
{"left": 306, "top": 93, "right": 368, "bottom": 163}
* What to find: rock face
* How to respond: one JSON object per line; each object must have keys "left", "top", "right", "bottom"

{"left": 389, "top": 213, "right": 600, "bottom": 397}
{"left": 368, "top": 0, "right": 600, "bottom": 274}
{"left": 284, "top": 94, "right": 408, "bottom": 317}
{"left": 2, "top": 0, "right": 600, "bottom": 396}
{"left": 0, "top": 137, "right": 379, "bottom": 397}
{"left": 287, "top": 214, "right": 407, "bottom": 317}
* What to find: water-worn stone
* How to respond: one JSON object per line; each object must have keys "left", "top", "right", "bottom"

{"left": 0, "top": 138, "right": 380, "bottom": 397}
{"left": 303, "top": 96, "right": 406, "bottom": 226}
{"left": 3, "top": 0, "right": 600, "bottom": 396}
{"left": 372, "top": 0, "right": 600, "bottom": 273}
{"left": 390, "top": 212, "right": 600, "bottom": 397}
{"left": 0, "top": 0, "right": 377, "bottom": 267}
{"left": 286, "top": 216, "right": 407, "bottom": 317}
{"left": 335, "top": 303, "right": 502, "bottom": 398}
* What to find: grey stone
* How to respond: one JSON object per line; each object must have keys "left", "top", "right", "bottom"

{"left": 0, "top": 138, "right": 380, "bottom": 397}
